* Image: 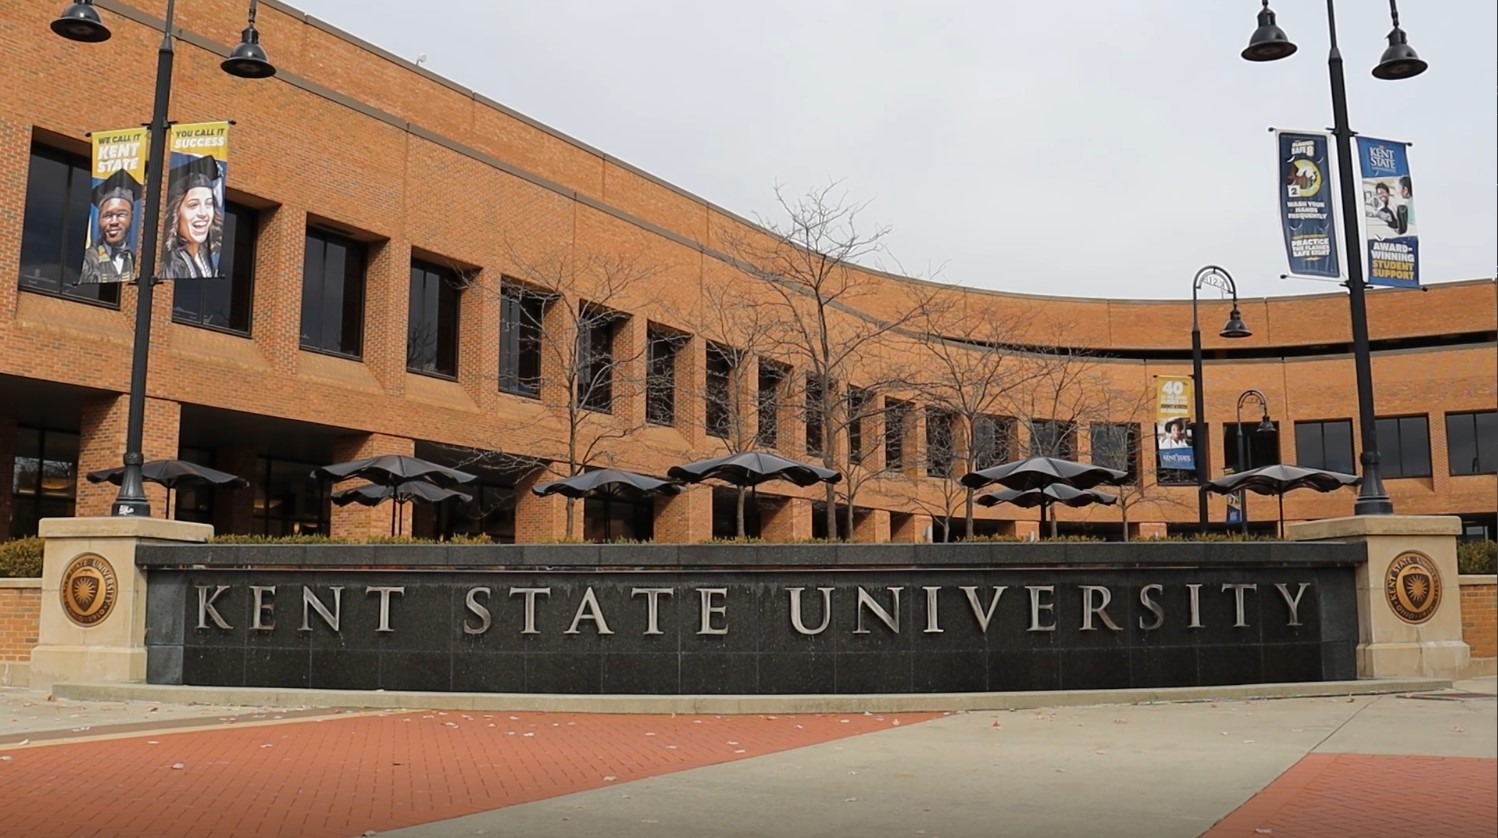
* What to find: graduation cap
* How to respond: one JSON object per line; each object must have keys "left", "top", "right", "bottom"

{"left": 92, "top": 169, "right": 141, "bottom": 206}
{"left": 167, "top": 154, "right": 221, "bottom": 195}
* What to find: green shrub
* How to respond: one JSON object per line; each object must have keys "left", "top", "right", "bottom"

{"left": 0, "top": 537, "right": 45, "bottom": 577}
{"left": 1457, "top": 540, "right": 1496, "bottom": 575}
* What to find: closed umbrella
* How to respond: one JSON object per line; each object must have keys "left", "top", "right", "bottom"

{"left": 87, "top": 458, "right": 249, "bottom": 519}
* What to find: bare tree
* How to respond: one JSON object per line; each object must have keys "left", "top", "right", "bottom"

{"left": 465, "top": 244, "right": 659, "bottom": 538}
{"left": 725, "top": 181, "right": 932, "bottom": 539}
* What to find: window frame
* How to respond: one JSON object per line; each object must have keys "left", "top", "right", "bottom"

{"left": 925, "top": 407, "right": 955, "bottom": 478}
{"left": 172, "top": 201, "right": 258, "bottom": 335}
{"left": 1089, "top": 422, "right": 1140, "bottom": 485}
{"left": 18, "top": 143, "right": 121, "bottom": 308}
{"left": 646, "top": 325, "right": 686, "bottom": 428}
{"left": 1445, "top": 410, "right": 1497, "bottom": 476}
{"left": 884, "top": 399, "right": 911, "bottom": 473}
{"left": 705, "top": 342, "right": 736, "bottom": 439}
{"left": 406, "top": 258, "right": 463, "bottom": 379}
{"left": 1374, "top": 414, "right": 1432, "bottom": 479}
{"left": 1293, "top": 419, "right": 1357, "bottom": 474}
{"left": 499, "top": 283, "right": 546, "bottom": 399}
{"left": 299, "top": 227, "right": 368, "bottom": 359}
{"left": 756, "top": 359, "right": 788, "bottom": 449}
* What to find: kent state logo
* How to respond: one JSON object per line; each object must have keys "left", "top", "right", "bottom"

{"left": 60, "top": 553, "right": 119, "bottom": 628}
{"left": 1286, "top": 158, "right": 1324, "bottom": 198}
{"left": 1384, "top": 551, "right": 1442, "bottom": 625}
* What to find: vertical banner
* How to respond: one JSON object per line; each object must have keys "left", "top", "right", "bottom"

{"left": 1276, "top": 131, "right": 1340, "bottom": 278}
{"left": 81, "top": 128, "right": 148, "bottom": 284}
{"left": 160, "top": 121, "right": 230, "bottom": 280}
{"left": 1155, "top": 375, "right": 1195, "bottom": 472}
{"left": 1357, "top": 137, "right": 1419, "bottom": 288}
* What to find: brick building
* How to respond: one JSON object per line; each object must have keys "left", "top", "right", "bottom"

{"left": 1, "top": 1, "right": 1494, "bottom": 544}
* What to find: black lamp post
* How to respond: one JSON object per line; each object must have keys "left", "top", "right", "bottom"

{"left": 1234, "top": 389, "right": 1275, "bottom": 534}
{"left": 52, "top": 0, "right": 275, "bottom": 517}
{"left": 1191, "top": 266, "right": 1252, "bottom": 533}
{"left": 1241, "top": 0, "right": 1423, "bottom": 516}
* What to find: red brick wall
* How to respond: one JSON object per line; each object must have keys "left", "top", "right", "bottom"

{"left": 0, "top": 583, "right": 40, "bottom": 662}
{"left": 1459, "top": 577, "right": 1496, "bottom": 660}
{"left": 0, "top": 3, "right": 1492, "bottom": 543}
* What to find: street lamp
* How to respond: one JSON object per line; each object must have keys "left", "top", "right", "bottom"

{"left": 1234, "top": 389, "right": 1275, "bottom": 534}
{"left": 1192, "top": 266, "right": 1252, "bottom": 533}
{"left": 52, "top": 0, "right": 276, "bottom": 517}
{"left": 1240, "top": 0, "right": 1421, "bottom": 516}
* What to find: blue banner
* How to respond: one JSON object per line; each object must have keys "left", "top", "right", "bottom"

{"left": 1357, "top": 137, "right": 1419, "bottom": 288}
{"left": 1277, "top": 132, "right": 1340, "bottom": 278}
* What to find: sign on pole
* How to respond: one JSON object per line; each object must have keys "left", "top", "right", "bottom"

{"left": 80, "top": 127, "right": 148, "bottom": 284}
{"left": 1155, "top": 375, "right": 1195, "bottom": 473}
{"left": 1357, "top": 137, "right": 1419, "bottom": 288}
{"left": 159, "top": 121, "right": 231, "bottom": 280}
{"left": 1275, "top": 130, "right": 1340, "bottom": 279}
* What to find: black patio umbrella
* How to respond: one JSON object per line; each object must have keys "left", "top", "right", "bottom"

{"left": 315, "top": 454, "right": 477, "bottom": 536}
{"left": 960, "top": 456, "right": 1128, "bottom": 538}
{"left": 1206, "top": 464, "right": 1360, "bottom": 538}
{"left": 976, "top": 483, "right": 1118, "bottom": 540}
{"left": 532, "top": 468, "right": 682, "bottom": 499}
{"left": 87, "top": 458, "right": 250, "bottom": 519}
{"left": 668, "top": 451, "right": 841, "bottom": 539}
{"left": 331, "top": 481, "right": 474, "bottom": 536}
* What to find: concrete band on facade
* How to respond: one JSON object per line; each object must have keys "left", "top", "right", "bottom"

{"left": 0, "top": 2, "right": 1494, "bottom": 545}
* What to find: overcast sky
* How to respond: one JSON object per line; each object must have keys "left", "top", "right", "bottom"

{"left": 290, "top": 0, "right": 1495, "bottom": 300}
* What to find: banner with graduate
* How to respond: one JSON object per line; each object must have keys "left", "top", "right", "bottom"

{"left": 1275, "top": 131, "right": 1339, "bottom": 279}
{"left": 1357, "top": 136, "right": 1419, "bottom": 288}
{"left": 160, "top": 121, "right": 230, "bottom": 280}
{"left": 1155, "top": 375, "right": 1195, "bottom": 472}
{"left": 80, "top": 127, "right": 148, "bottom": 284}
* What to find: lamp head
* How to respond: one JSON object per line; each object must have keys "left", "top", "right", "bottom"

{"left": 1220, "top": 307, "right": 1252, "bottom": 339}
{"left": 222, "top": 26, "right": 276, "bottom": 79}
{"left": 1372, "top": 26, "right": 1427, "bottom": 80}
{"left": 1242, "top": 1, "right": 1296, "bottom": 62}
{"left": 51, "top": 1, "right": 110, "bottom": 43}
{"left": 1255, "top": 415, "right": 1276, "bottom": 434}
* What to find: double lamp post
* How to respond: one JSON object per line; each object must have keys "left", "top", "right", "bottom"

{"left": 51, "top": 0, "right": 276, "bottom": 517}
{"left": 1192, "top": 1, "right": 1427, "bottom": 529}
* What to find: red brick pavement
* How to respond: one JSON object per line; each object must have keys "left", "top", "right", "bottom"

{"left": 0, "top": 710, "right": 936, "bottom": 838}
{"left": 1203, "top": 753, "right": 1498, "bottom": 838}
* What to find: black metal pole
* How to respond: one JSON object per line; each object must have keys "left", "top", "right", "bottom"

{"left": 1236, "top": 400, "right": 1249, "bottom": 535}
{"left": 113, "top": 0, "right": 178, "bottom": 517}
{"left": 1191, "top": 293, "right": 1208, "bottom": 534}
{"left": 1324, "top": 0, "right": 1394, "bottom": 515}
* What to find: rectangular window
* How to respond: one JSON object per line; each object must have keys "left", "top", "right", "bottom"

{"left": 1294, "top": 419, "right": 1356, "bottom": 473}
{"left": 18, "top": 144, "right": 119, "bottom": 306}
{"left": 1445, "top": 411, "right": 1497, "bottom": 476}
{"left": 885, "top": 399, "right": 910, "bottom": 472}
{"left": 972, "top": 414, "right": 1014, "bottom": 471}
{"left": 805, "top": 375, "right": 827, "bottom": 457}
{"left": 172, "top": 202, "right": 256, "bottom": 333}
{"left": 646, "top": 326, "right": 683, "bottom": 427}
{"left": 252, "top": 456, "right": 329, "bottom": 536}
{"left": 1090, "top": 423, "right": 1139, "bottom": 484}
{"left": 577, "top": 307, "right": 617, "bottom": 414}
{"left": 407, "top": 259, "right": 462, "bottom": 378}
{"left": 1223, "top": 421, "right": 1282, "bottom": 473}
{"left": 9, "top": 427, "right": 79, "bottom": 539}
{"left": 756, "top": 360, "right": 787, "bottom": 448}
{"left": 1374, "top": 415, "right": 1431, "bottom": 478}
{"left": 299, "top": 228, "right": 366, "bottom": 357}
{"left": 847, "top": 387, "right": 874, "bottom": 465}
{"left": 926, "top": 408, "right": 955, "bottom": 478}
{"left": 1030, "top": 420, "right": 1077, "bottom": 459}
{"left": 706, "top": 343, "right": 735, "bottom": 439}
{"left": 499, "top": 284, "right": 545, "bottom": 398}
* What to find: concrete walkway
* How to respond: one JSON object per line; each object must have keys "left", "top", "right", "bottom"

{"left": 0, "top": 679, "right": 1491, "bottom": 837}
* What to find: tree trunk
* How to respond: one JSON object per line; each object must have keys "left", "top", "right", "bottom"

{"left": 964, "top": 489, "right": 975, "bottom": 540}
{"left": 736, "top": 486, "right": 747, "bottom": 538}
{"left": 564, "top": 497, "right": 576, "bottom": 539}
{"left": 844, "top": 496, "right": 856, "bottom": 542}
{"left": 1121, "top": 501, "right": 1130, "bottom": 541}
{"left": 824, "top": 481, "right": 837, "bottom": 540}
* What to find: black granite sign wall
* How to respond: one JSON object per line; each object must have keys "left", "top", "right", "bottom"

{"left": 138, "top": 543, "right": 1361, "bottom": 694}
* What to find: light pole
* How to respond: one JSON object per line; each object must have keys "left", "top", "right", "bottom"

{"left": 1234, "top": 389, "right": 1275, "bottom": 534}
{"left": 51, "top": 0, "right": 275, "bottom": 517}
{"left": 1241, "top": 0, "right": 1425, "bottom": 516}
{"left": 1191, "top": 266, "right": 1252, "bottom": 533}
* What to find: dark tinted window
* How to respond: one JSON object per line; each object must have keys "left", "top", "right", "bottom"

{"left": 499, "top": 285, "right": 545, "bottom": 398}
{"left": 407, "top": 260, "right": 462, "bottom": 377}
{"left": 19, "top": 144, "right": 119, "bottom": 305}
{"left": 173, "top": 202, "right": 256, "bottom": 333}
{"left": 300, "top": 228, "right": 366, "bottom": 357}
{"left": 1446, "top": 411, "right": 1497, "bottom": 476}
{"left": 1294, "top": 420, "right": 1356, "bottom": 473}
{"left": 1375, "top": 415, "right": 1431, "bottom": 478}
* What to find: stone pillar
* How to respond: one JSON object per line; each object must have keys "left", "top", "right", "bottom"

{"left": 889, "top": 512, "right": 923, "bottom": 543}
{"left": 76, "top": 395, "right": 182, "bottom": 518}
{"left": 1288, "top": 515, "right": 1470, "bottom": 679}
{"left": 29, "top": 517, "right": 211, "bottom": 690}
{"left": 215, "top": 447, "right": 258, "bottom": 536}
{"left": 762, "top": 496, "right": 812, "bottom": 542}
{"left": 0, "top": 417, "right": 16, "bottom": 535}
{"left": 514, "top": 468, "right": 568, "bottom": 542}
{"left": 327, "top": 433, "right": 415, "bottom": 540}
{"left": 852, "top": 508, "right": 889, "bottom": 543}
{"left": 654, "top": 484, "right": 713, "bottom": 543}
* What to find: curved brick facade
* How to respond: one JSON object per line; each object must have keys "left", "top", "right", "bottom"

{"left": 0, "top": 1, "right": 1493, "bottom": 543}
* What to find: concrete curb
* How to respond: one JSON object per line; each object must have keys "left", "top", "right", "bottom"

{"left": 49, "top": 678, "right": 1452, "bottom": 714}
